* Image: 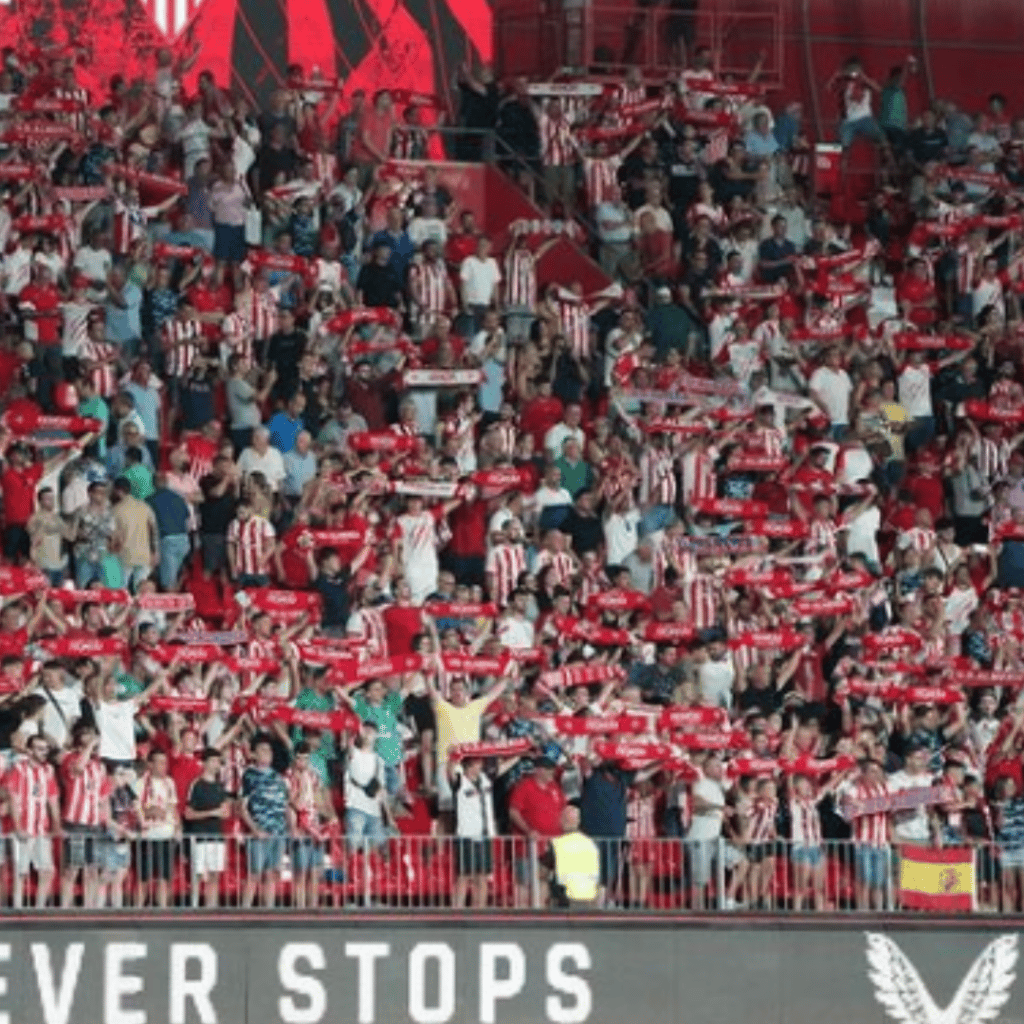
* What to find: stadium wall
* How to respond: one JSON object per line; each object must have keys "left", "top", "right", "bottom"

{"left": 0, "top": 0, "right": 492, "bottom": 111}
{"left": 0, "top": 915, "right": 1021, "bottom": 1023}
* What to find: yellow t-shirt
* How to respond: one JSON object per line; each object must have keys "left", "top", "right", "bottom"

{"left": 879, "top": 401, "right": 909, "bottom": 460}
{"left": 435, "top": 695, "right": 491, "bottom": 776}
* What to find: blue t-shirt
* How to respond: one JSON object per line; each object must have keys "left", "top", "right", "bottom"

{"left": 124, "top": 382, "right": 160, "bottom": 440}
{"left": 105, "top": 283, "right": 143, "bottom": 344}
{"left": 241, "top": 766, "right": 289, "bottom": 835}
{"left": 265, "top": 412, "right": 303, "bottom": 454}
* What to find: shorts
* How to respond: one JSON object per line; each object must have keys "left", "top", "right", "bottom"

{"left": 688, "top": 838, "right": 718, "bottom": 887}
{"left": 791, "top": 845, "right": 823, "bottom": 868}
{"left": 12, "top": 836, "right": 54, "bottom": 876}
{"left": 747, "top": 842, "right": 777, "bottom": 864}
{"left": 247, "top": 836, "right": 285, "bottom": 873}
{"left": 404, "top": 693, "right": 436, "bottom": 736}
{"left": 455, "top": 838, "right": 493, "bottom": 876}
{"left": 855, "top": 845, "right": 889, "bottom": 889}
{"left": 200, "top": 534, "right": 228, "bottom": 574}
{"left": 213, "top": 223, "right": 247, "bottom": 264}
{"left": 99, "top": 840, "right": 130, "bottom": 873}
{"left": 1001, "top": 845, "right": 1024, "bottom": 870}
{"left": 292, "top": 837, "right": 325, "bottom": 872}
{"left": 137, "top": 839, "right": 175, "bottom": 881}
{"left": 62, "top": 823, "right": 99, "bottom": 869}
{"left": 190, "top": 839, "right": 226, "bottom": 875}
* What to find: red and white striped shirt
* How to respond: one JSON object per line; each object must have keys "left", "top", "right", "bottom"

{"left": 504, "top": 249, "right": 537, "bottom": 310}
{"left": 748, "top": 797, "right": 778, "bottom": 842}
{"left": 582, "top": 155, "right": 622, "bottom": 208}
{"left": 538, "top": 112, "right": 577, "bottom": 167}
{"left": 747, "top": 426, "right": 785, "bottom": 458}
{"left": 681, "top": 449, "right": 717, "bottom": 504}
{"left": 534, "top": 549, "right": 575, "bottom": 588}
{"left": 683, "top": 573, "right": 718, "bottom": 630}
{"left": 558, "top": 298, "right": 591, "bottom": 361}
{"left": 956, "top": 242, "right": 984, "bottom": 295}
{"left": 163, "top": 317, "right": 203, "bottom": 378}
{"left": 808, "top": 518, "right": 838, "bottom": 559}
{"left": 221, "top": 309, "right": 255, "bottom": 362}
{"left": 61, "top": 753, "right": 107, "bottom": 827}
{"left": 246, "top": 288, "right": 279, "bottom": 341}
{"left": 112, "top": 199, "right": 149, "bottom": 256}
{"left": 491, "top": 422, "right": 518, "bottom": 459}
{"left": 5, "top": 758, "right": 58, "bottom": 836}
{"left": 408, "top": 259, "right": 450, "bottom": 321}
{"left": 486, "top": 542, "right": 527, "bottom": 607}
{"left": 845, "top": 779, "right": 890, "bottom": 847}
{"left": 227, "top": 515, "right": 277, "bottom": 576}
{"left": 898, "top": 526, "right": 936, "bottom": 554}
{"left": 639, "top": 448, "right": 677, "bottom": 507}
{"left": 81, "top": 338, "right": 119, "bottom": 398}
{"left": 351, "top": 607, "right": 388, "bottom": 658}
{"left": 790, "top": 794, "right": 822, "bottom": 847}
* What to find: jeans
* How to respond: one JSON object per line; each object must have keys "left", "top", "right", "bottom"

{"left": 346, "top": 808, "right": 387, "bottom": 849}
{"left": 75, "top": 558, "right": 103, "bottom": 588}
{"left": 840, "top": 115, "right": 886, "bottom": 149}
{"left": 159, "top": 534, "right": 191, "bottom": 590}
{"left": 122, "top": 563, "right": 151, "bottom": 593}
{"left": 237, "top": 572, "right": 270, "bottom": 588}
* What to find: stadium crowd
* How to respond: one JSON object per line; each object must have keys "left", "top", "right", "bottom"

{"left": 0, "top": 39, "right": 1022, "bottom": 914}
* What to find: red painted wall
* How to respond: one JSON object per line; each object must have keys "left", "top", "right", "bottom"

{"left": 494, "top": 0, "right": 1024, "bottom": 144}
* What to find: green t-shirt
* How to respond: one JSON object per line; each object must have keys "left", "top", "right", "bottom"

{"left": 116, "top": 672, "right": 143, "bottom": 699}
{"left": 352, "top": 691, "right": 404, "bottom": 767}
{"left": 124, "top": 462, "right": 154, "bottom": 500}
{"left": 293, "top": 688, "right": 337, "bottom": 758}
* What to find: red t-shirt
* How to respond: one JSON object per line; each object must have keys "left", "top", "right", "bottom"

{"left": 447, "top": 499, "right": 486, "bottom": 558}
{"left": 19, "top": 283, "right": 62, "bottom": 345}
{"left": 905, "top": 474, "right": 945, "bottom": 524}
{"left": 170, "top": 753, "right": 203, "bottom": 815}
{"left": 382, "top": 604, "right": 425, "bottom": 655}
{"left": 2, "top": 462, "right": 43, "bottom": 526}
{"left": 508, "top": 774, "right": 567, "bottom": 839}
{"left": 520, "top": 396, "right": 564, "bottom": 449}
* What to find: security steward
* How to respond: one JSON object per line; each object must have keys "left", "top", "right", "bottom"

{"left": 547, "top": 806, "right": 600, "bottom": 909}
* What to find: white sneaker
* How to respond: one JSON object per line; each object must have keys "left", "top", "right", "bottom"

{"left": 723, "top": 897, "right": 738, "bottom": 910}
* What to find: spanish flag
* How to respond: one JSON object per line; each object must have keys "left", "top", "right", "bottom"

{"left": 899, "top": 846, "right": 975, "bottom": 911}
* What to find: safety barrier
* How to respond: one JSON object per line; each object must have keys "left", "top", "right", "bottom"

{"left": 0, "top": 833, "right": 1007, "bottom": 913}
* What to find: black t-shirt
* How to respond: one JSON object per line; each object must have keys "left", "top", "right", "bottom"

{"left": 563, "top": 509, "right": 603, "bottom": 556}
{"left": 356, "top": 263, "right": 404, "bottom": 309}
{"left": 737, "top": 685, "right": 782, "bottom": 717}
{"left": 198, "top": 483, "right": 237, "bottom": 536}
{"left": 909, "top": 127, "right": 948, "bottom": 166}
{"left": 267, "top": 330, "right": 307, "bottom": 397}
{"left": 185, "top": 776, "right": 228, "bottom": 836}
{"left": 314, "top": 568, "right": 352, "bottom": 629}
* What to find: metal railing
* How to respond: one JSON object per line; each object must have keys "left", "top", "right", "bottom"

{"left": 0, "top": 833, "right": 1010, "bottom": 914}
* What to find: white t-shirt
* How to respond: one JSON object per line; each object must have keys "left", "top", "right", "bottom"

{"left": 544, "top": 422, "right": 586, "bottom": 459}
{"left": 3, "top": 247, "right": 32, "bottom": 297}
{"left": 72, "top": 246, "right": 113, "bottom": 286}
{"left": 345, "top": 746, "right": 385, "bottom": 816}
{"left": 898, "top": 364, "right": 933, "bottom": 417}
{"left": 238, "top": 446, "right": 286, "bottom": 491}
{"left": 40, "top": 682, "right": 84, "bottom": 749}
{"left": 459, "top": 256, "right": 502, "bottom": 307}
{"left": 846, "top": 505, "right": 881, "bottom": 566}
{"left": 887, "top": 770, "right": 933, "bottom": 844}
{"left": 687, "top": 776, "right": 725, "bottom": 840}
{"left": 96, "top": 697, "right": 139, "bottom": 762}
{"left": 844, "top": 79, "right": 873, "bottom": 121}
{"left": 809, "top": 366, "right": 853, "bottom": 426}
{"left": 497, "top": 615, "right": 534, "bottom": 651}
{"left": 604, "top": 508, "right": 641, "bottom": 565}
{"left": 453, "top": 769, "right": 496, "bottom": 838}
{"left": 698, "top": 657, "right": 736, "bottom": 710}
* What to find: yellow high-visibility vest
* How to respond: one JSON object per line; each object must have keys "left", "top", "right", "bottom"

{"left": 551, "top": 830, "right": 600, "bottom": 901}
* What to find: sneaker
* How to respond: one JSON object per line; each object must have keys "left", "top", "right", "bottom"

{"left": 723, "top": 897, "right": 738, "bottom": 910}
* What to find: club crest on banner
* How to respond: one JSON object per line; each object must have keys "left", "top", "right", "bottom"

{"left": 866, "top": 932, "right": 1018, "bottom": 1024}
{"left": 142, "top": 0, "right": 204, "bottom": 41}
